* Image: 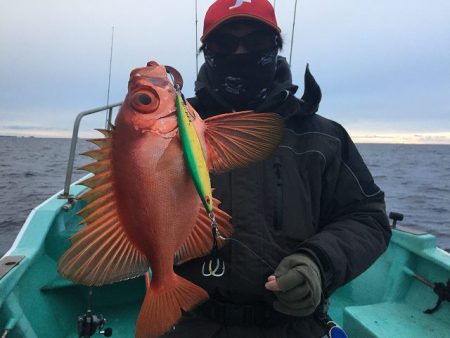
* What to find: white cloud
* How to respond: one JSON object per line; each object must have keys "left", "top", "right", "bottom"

{"left": 1, "top": 0, "right": 449, "bottom": 139}
{"left": 351, "top": 132, "right": 450, "bottom": 145}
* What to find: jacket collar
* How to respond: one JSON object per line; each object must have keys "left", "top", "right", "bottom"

{"left": 194, "top": 56, "right": 322, "bottom": 119}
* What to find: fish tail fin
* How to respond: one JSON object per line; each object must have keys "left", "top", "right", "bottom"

{"left": 136, "top": 274, "right": 208, "bottom": 338}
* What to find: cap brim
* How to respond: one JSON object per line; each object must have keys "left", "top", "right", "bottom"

{"left": 200, "top": 14, "right": 281, "bottom": 42}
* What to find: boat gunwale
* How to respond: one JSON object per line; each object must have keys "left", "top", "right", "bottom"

{"left": 1, "top": 175, "right": 90, "bottom": 260}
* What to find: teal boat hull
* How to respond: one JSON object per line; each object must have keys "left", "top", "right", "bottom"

{"left": 1, "top": 182, "right": 449, "bottom": 337}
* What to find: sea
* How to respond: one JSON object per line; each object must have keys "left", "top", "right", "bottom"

{"left": 0, "top": 136, "right": 449, "bottom": 257}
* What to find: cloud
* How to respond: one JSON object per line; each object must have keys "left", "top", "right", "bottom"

{"left": 2, "top": 124, "right": 63, "bottom": 131}
{"left": 0, "top": 126, "right": 98, "bottom": 139}
{"left": 0, "top": 0, "right": 449, "bottom": 139}
{"left": 351, "top": 132, "right": 450, "bottom": 144}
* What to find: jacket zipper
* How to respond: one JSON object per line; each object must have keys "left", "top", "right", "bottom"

{"left": 273, "top": 157, "right": 283, "bottom": 229}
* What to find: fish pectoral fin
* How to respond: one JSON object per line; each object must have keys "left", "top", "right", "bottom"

{"left": 58, "top": 214, "right": 148, "bottom": 286}
{"left": 174, "top": 197, "right": 233, "bottom": 265}
{"left": 58, "top": 130, "right": 148, "bottom": 286}
{"left": 204, "top": 111, "right": 284, "bottom": 172}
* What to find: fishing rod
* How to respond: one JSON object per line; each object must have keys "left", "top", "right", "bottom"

{"left": 195, "top": 0, "right": 199, "bottom": 76}
{"left": 105, "top": 26, "right": 115, "bottom": 129}
{"left": 289, "top": 0, "right": 299, "bottom": 66}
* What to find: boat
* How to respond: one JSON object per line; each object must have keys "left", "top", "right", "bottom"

{"left": 0, "top": 103, "right": 449, "bottom": 338}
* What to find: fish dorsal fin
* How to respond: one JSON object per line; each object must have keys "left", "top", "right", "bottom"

{"left": 204, "top": 111, "right": 284, "bottom": 172}
{"left": 58, "top": 130, "right": 148, "bottom": 286}
{"left": 174, "top": 196, "right": 233, "bottom": 265}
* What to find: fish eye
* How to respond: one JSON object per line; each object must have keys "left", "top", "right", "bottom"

{"left": 131, "top": 88, "right": 160, "bottom": 114}
{"left": 138, "top": 93, "right": 152, "bottom": 105}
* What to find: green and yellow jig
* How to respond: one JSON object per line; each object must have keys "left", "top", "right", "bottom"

{"left": 175, "top": 88, "right": 213, "bottom": 214}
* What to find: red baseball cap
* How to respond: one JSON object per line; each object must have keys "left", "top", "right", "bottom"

{"left": 201, "top": 0, "right": 281, "bottom": 42}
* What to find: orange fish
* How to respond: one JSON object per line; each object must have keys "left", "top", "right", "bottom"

{"left": 58, "top": 61, "right": 283, "bottom": 337}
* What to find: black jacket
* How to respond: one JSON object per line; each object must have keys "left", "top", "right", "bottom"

{"left": 176, "top": 57, "right": 391, "bottom": 305}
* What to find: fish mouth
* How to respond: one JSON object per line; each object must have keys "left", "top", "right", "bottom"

{"left": 161, "top": 110, "right": 177, "bottom": 122}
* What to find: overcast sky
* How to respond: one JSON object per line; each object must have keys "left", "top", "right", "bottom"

{"left": 0, "top": 0, "right": 449, "bottom": 143}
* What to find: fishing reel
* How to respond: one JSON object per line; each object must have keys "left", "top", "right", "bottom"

{"left": 389, "top": 211, "right": 404, "bottom": 228}
{"left": 77, "top": 310, "right": 112, "bottom": 338}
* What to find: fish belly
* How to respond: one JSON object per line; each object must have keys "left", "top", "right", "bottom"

{"left": 112, "top": 132, "right": 199, "bottom": 280}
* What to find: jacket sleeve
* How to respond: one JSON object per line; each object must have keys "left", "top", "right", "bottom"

{"left": 297, "top": 125, "right": 392, "bottom": 295}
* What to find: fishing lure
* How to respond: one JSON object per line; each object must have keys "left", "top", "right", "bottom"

{"left": 175, "top": 87, "right": 213, "bottom": 214}
{"left": 174, "top": 86, "right": 224, "bottom": 277}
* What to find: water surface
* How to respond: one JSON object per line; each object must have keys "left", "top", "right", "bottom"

{"left": 0, "top": 137, "right": 449, "bottom": 256}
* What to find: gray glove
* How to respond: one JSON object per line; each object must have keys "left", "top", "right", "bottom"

{"left": 272, "top": 253, "right": 322, "bottom": 317}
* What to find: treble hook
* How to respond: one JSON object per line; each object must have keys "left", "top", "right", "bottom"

{"left": 201, "top": 258, "right": 225, "bottom": 277}
{"left": 201, "top": 212, "right": 226, "bottom": 278}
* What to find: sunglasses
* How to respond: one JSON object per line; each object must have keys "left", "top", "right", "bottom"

{"left": 205, "top": 30, "right": 277, "bottom": 54}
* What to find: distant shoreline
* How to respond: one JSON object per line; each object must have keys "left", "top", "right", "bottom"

{"left": 1, "top": 134, "right": 450, "bottom": 146}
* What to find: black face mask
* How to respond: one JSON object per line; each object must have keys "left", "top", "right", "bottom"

{"left": 204, "top": 48, "right": 278, "bottom": 110}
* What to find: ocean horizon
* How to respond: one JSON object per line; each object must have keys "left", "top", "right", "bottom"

{"left": 0, "top": 136, "right": 449, "bottom": 257}
{"left": 2, "top": 132, "right": 450, "bottom": 145}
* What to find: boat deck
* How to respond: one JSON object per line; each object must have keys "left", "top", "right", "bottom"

{"left": 1, "top": 184, "right": 449, "bottom": 337}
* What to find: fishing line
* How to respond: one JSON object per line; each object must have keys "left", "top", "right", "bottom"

{"left": 104, "top": 26, "right": 115, "bottom": 129}
{"left": 219, "top": 236, "right": 277, "bottom": 271}
{"left": 289, "top": 0, "right": 299, "bottom": 66}
{"left": 195, "top": 0, "right": 199, "bottom": 76}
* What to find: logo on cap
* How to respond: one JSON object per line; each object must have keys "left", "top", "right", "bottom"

{"left": 229, "top": 0, "right": 252, "bottom": 10}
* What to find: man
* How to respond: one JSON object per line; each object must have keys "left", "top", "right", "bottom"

{"left": 168, "top": 0, "right": 391, "bottom": 337}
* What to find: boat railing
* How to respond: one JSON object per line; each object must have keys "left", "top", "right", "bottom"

{"left": 59, "top": 102, "right": 123, "bottom": 202}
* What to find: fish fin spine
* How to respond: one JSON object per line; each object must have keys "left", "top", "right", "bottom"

{"left": 58, "top": 128, "right": 149, "bottom": 285}
{"left": 78, "top": 182, "right": 113, "bottom": 204}
{"left": 95, "top": 128, "right": 113, "bottom": 137}
{"left": 136, "top": 274, "right": 208, "bottom": 338}
{"left": 78, "top": 159, "right": 111, "bottom": 174}
{"left": 80, "top": 148, "right": 111, "bottom": 161}
{"left": 78, "top": 171, "right": 112, "bottom": 189}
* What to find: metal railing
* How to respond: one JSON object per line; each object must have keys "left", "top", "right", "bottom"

{"left": 59, "top": 102, "right": 123, "bottom": 200}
